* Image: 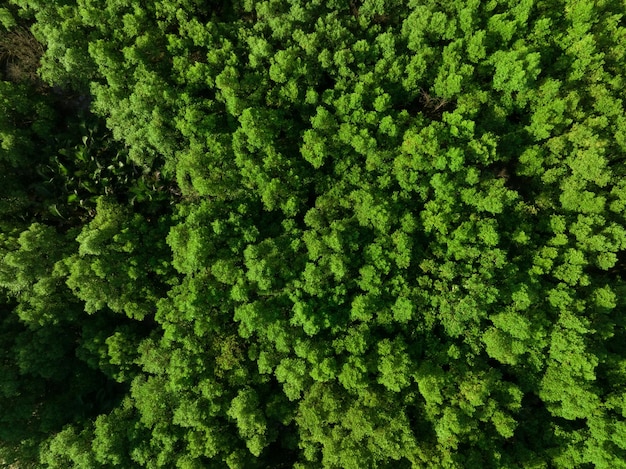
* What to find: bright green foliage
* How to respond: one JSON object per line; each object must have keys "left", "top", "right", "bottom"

{"left": 61, "top": 197, "right": 172, "bottom": 320}
{"left": 2, "top": 0, "right": 626, "bottom": 467}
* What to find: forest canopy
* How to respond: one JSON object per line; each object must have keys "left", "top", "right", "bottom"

{"left": 2, "top": 0, "right": 626, "bottom": 467}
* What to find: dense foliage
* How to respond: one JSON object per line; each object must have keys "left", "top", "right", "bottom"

{"left": 2, "top": 0, "right": 626, "bottom": 467}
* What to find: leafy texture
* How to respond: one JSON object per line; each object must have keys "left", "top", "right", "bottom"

{"left": 2, "top": 0, "right": 626, "bottom": 467}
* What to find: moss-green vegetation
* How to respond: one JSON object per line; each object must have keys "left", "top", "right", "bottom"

{"left": 2, "top": 0, "right": 626, "bottom": 467}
